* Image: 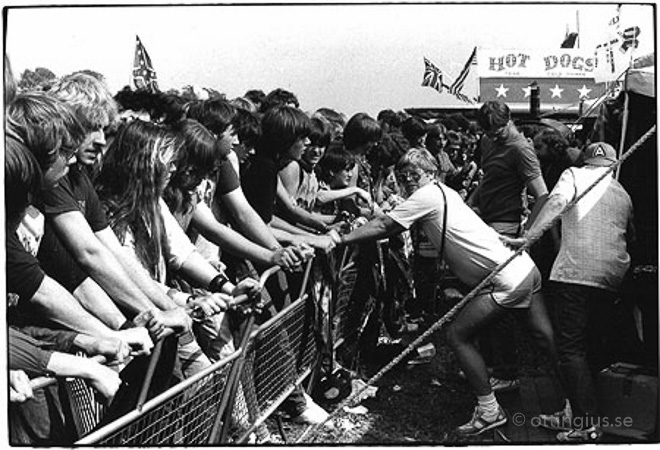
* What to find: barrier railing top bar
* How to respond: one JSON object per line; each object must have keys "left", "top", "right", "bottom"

{"left": 75, "top": 349, "right": 242, "bottom": 445}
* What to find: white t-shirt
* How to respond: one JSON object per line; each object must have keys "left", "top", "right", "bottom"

{"left": 159, "top": 197, "right": 197, "bottom": 272}
{"left": 387, "top": 182, "right": 536, "bottom": 290}
{"left": 549, "top": 166, "right": 632, "bottom": 291}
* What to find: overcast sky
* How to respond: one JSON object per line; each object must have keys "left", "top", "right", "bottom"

{"left": 4, "top": 2, "right": 654, "bottom": 116}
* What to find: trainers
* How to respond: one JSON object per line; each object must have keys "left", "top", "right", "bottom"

{"left": 537, "top": 400, "right": 573, "bottom": 431}
{"left": 456, "top": 406, "right": 507, "bottom": 436}
{"left": 291, "top": 394, "right": 330, "bottom": 425}
{"left": 556, "top": 426, "right": 602, "bottom": 443}
{"left": 489, "top": 377, "right": 520, "bottom": 392}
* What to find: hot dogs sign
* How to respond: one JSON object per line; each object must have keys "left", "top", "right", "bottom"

{"left": 477, "top": 48, "right": 606, "bottom": 105}
{"left": 478, "top": 49, "right": 597, "bottom": 79}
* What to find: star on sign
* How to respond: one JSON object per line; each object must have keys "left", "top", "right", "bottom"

{"left": 577, "top": 85, "right": 592, "bottom": 99}
{"left": 522, "top": 86, "right": 532, "bottom": 98}
{"left": 550, "top": 84, "right": 564, "bottom": 98}
{"left": 495, "top": 84, "right": 509, "bottom": 98}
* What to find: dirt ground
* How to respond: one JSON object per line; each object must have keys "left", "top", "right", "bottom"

{"left": 273, "top": 305, "right": 553, "bottom": 445}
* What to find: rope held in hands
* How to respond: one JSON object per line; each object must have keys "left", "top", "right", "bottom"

{"left": 296, "top": 125, "right": 656, "bottom": 443}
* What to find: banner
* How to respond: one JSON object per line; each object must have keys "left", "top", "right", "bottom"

{"left": 477, "top": 48, "right": 597, "bottom": 79}
{"left": 479, "top": 77, "right": 606, "bottom": 104}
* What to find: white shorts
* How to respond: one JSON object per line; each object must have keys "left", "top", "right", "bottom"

{"left": 477, "top": 253, "right": 542, "bottom": 309}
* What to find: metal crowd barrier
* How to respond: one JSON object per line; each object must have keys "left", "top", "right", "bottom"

{"left": 230, "top": 259, "right": 319, "bottom": 443}
{"left": 75, "top": 350, "right": 241, "bottom": 445}
{"left": 331, "top": 245, "right": 360, "bottom": 349}
{"left": 74, "top": 265, "right": 285, "bottom": 445}
{"left": 23, "top": 251, "right": 362, "bottom": 445}
{"left": 73, "top": 260, "right": 317, "bottom": 445}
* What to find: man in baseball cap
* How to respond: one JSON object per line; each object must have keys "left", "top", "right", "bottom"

{"left": 582, "top": 142, "right": 618, "bottom": 166}
{"left": 503, "top": 140, "right": 634, "bottom": 442}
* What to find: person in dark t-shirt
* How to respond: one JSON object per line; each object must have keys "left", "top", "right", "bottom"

{"left": 6, "top": 95, "right": 152, "bottom": 350}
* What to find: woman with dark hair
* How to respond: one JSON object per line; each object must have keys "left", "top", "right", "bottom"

{"left": 163, "top": 119, "right": 301, "bottom": 284}
{"left": 96, "top": 121, "right": 179, "bottom": 282}
{"left": 96, "top": 120, "right": 260, "bottom": 379}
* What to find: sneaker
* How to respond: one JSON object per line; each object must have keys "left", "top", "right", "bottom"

{"left": 489, "top": 377, "right": 520, "bottom": 392}
{"left": 291, "top": 394, "right": 330, "bottom": 425}
{"left": 536, "top": 400, "right": 573, "bottom": 431}
{"left": 556, "top": 426, "right": 602, "bottom": 443}
{"left": 456, "top": 406, "right": 507, "bottom": 436}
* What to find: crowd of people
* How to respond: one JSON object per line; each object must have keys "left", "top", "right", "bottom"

{"left": 6, "top": 51, "right": 642, "bottom": 444}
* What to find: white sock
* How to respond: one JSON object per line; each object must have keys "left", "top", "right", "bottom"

{"left": 477, "top": 393, "right": 500, "bottom": 420}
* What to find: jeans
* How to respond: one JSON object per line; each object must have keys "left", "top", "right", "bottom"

{"left": 552, "top": 282, "right": 619, "bottom": 423}
{"left": 176, "top": 331, "right": 212, "bottom": 379}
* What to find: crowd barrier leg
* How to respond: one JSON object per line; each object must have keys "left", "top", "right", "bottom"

{"left": 225, "top": 258, "right": 318, "bottom": 444}
{"left": 209, "top": 265, "right": 283, "bottom": 444}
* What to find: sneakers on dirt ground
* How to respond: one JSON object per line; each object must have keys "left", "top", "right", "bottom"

{"left": 455, "top": 406, "right": 507, "bottom": 436}
{"left": 556, "top": 426, "right": 602, "bottom": 443}
{"left": 536, "top": 399, "right": 573, "bottom": 431}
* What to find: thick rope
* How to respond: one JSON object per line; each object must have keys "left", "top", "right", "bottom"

{"left": 296, "top": 125, "right": 656, "bottom": 443}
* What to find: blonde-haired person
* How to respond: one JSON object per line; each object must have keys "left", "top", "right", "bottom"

{"left": 39, "top": 72, "right": 193, "bottom": 340}
{"left": 336, "top": 148, "right": 560, "bottom": 437}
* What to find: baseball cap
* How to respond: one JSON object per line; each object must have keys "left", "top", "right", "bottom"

{"left": 583, "top": 142, "right": 617, "bottom": 166}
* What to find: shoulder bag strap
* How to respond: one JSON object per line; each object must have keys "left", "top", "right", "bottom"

{"left": 434, "top": 181, "right": 448, "bottom": 261}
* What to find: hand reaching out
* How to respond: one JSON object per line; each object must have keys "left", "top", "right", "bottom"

{"left": 9, "top": 370, "right": 33, "bottom": 403}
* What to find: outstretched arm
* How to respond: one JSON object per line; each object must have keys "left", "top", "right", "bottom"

{"left": 275, "top": 177, "right": 331, "bottom": 232}
{"left": 96, "top": 227, "right": 179, "bottom": 312}
{"left": 51, "top": 211, "right": 164, "bottom": 314}
{"left": 218, "top": 187, "right": 282, "bottom": 250}
{"left": 339, "top": 214, "right": 405, "bottom": 246}
{"left": 192, "top": 202, "right": 297, "bottom": 268}
{"left": 502, "top": 193, "right": 567, "bottom": 249}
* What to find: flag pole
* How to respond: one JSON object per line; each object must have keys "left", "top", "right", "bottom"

{"left": 128, "top": 35, "right": 136, "bottom": 90}
{"left": 615, "top": 6, "right": 639, "bottom": 181}
{"left": 576, "top": 10, "right": 580, "bottom": 48}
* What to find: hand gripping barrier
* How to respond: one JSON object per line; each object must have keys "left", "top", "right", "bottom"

{"left": 74, "top": 267, "right": 282, "bottom": 445}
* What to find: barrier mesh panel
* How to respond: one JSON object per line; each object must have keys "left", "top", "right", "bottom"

{"left": 93, "top": 356, "right": 235, "bottom": 445}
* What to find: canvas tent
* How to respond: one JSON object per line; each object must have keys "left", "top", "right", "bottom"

{"left": 591, "top": 53, "right": 657, "bottom": 368}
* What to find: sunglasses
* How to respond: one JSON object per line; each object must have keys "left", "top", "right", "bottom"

{"left": 395, "top": 170, "right": 424, "bottom": 183}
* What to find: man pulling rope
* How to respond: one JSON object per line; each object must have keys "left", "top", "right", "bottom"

{"left": 297, "top": 125, "right": 656, "bottom": 443}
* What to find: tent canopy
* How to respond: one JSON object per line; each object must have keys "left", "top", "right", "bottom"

{"left": 626, "top": 53, "right": 654, "bottom": 98}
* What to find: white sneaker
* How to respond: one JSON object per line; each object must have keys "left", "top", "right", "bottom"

{"left": 455, "top": 406, "right": 507, "bottom": 436}
{"left": 291, "top": 394, "right": 330, "bottom": 425}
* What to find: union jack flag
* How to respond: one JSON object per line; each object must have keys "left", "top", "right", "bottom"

{"left": 132, "top": 35, "right": 159, "bottom": 92}
{"left": 422, "top": 57, "right": 445, "bottom": 93}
